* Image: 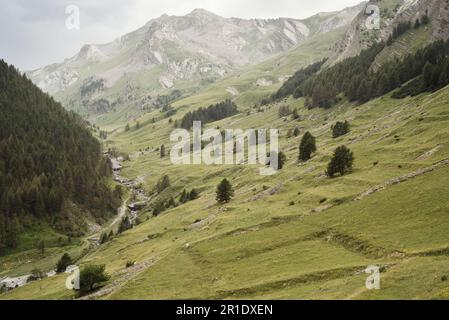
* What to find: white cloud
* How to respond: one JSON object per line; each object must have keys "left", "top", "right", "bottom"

{"left": 0, "top": 0, "right": 363, "bottom": 70}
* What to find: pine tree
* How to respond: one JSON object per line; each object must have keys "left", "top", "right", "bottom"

{"left": 277, "top": 151, "right": 287, "bottom": 170}
{"left": 216, "top": 179, "right": 234, "bottom": 203}
{"left": 118, "top": 216, "right": 132, "bottom": 234}
{"left": 166, "top": 197, "right": 176, "bottom": 208}
{"left": 160, "top": 144, "right": 166, "bottom": 158}
{"left": 179, "top": 189, "right": 188, "bottom": 203}
{"left": 299, "top": 132, "right": 316, "bottom": 161}
{"left": 293, "top": 127, "right": 300, "bottom": 137}
{"left": 38, "top": 239, "right": 45, "bottom": 255}
{"left": 99, "top": 232, "right": 109, "bottom": 244}
{"left": 155, "top": 175, "right": 170, "bottom": 194}
{"left": 326, "top": 146, "right": 354, "bottom": 177}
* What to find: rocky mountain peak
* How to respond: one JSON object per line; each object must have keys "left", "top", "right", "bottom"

{"left": 187, "top": 8, "right": 219, "bottom": 17}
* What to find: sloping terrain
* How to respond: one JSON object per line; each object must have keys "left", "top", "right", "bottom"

{"left": 333, "top": 0, "right": 449, "bottom": 64}
{"left": 4, "top": 81, "right": 449, "bottom": 299}
{"left": 0, "top": 60, "right": 120, "bottom": 256}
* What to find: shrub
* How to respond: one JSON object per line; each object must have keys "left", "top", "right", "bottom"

{"left": 126, "top": 261, "right": 135, "bottom": 268}
{"left": 332, "top": 121, "right": 350, "bottom": 138}
{"left": 79, "top": 264, "right": 110, "bottom": 294}
{"left": 56, "top": 253, "right": 73, "bottom": 273}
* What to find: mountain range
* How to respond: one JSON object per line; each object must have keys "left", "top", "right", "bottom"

{"left": 27, "top": 4, "right": 364, "bottom": 123}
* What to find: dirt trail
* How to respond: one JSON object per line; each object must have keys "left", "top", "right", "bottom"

{"left": 354, "top": 158, "right": 449, "bottom": 201}
{"left": 416, "top": 145, "right": 441, "bottom": 161}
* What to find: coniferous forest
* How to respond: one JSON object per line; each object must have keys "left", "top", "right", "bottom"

{"left": 265, "top": 59, "right": 327, "bottom": 104}
{"left": 0, "top": 60, "right": 120, "bottom": 253}
{"left": 270, "top": 28, "right": 449, "bottom": 109}
{"left": 179, "top": 99, "right": 238, "bottom": 130}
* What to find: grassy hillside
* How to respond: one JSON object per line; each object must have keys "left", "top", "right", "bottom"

{"left": 4, "top": 79, "right": 449, "bottom": 299}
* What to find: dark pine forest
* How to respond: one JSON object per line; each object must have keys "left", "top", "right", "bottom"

{"left": 0, "top": 60, "right": 120, "bottom": 253}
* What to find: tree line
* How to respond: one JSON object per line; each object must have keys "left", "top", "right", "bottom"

{"left": 264, "top": 59, "right": 327, "bottom": 105}
{"left": 179, "top": 100, "right": 239, "bottom": 130}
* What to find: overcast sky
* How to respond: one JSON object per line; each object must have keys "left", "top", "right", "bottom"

{"left": 0, "top": 0, "right": 362, "bottom": 71}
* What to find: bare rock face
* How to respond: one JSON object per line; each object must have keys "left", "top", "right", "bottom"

{"left": 255, "top": 78, "right": 273, "bottom": 87}
{"left": 333, "top": 0, "right": 449, "bottom": 64}
{"left": 28, "top": 67, "right": 79, "bottom": 94}
{"left": 29, "top": 8, "right": 361, "bottom": 92}
{"left": 159, "top": 75, "right": 174, "bottom": 89}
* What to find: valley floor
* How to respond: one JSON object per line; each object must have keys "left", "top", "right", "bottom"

{"left": 3, "top": 85, "right": 449, "bottom": 300}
